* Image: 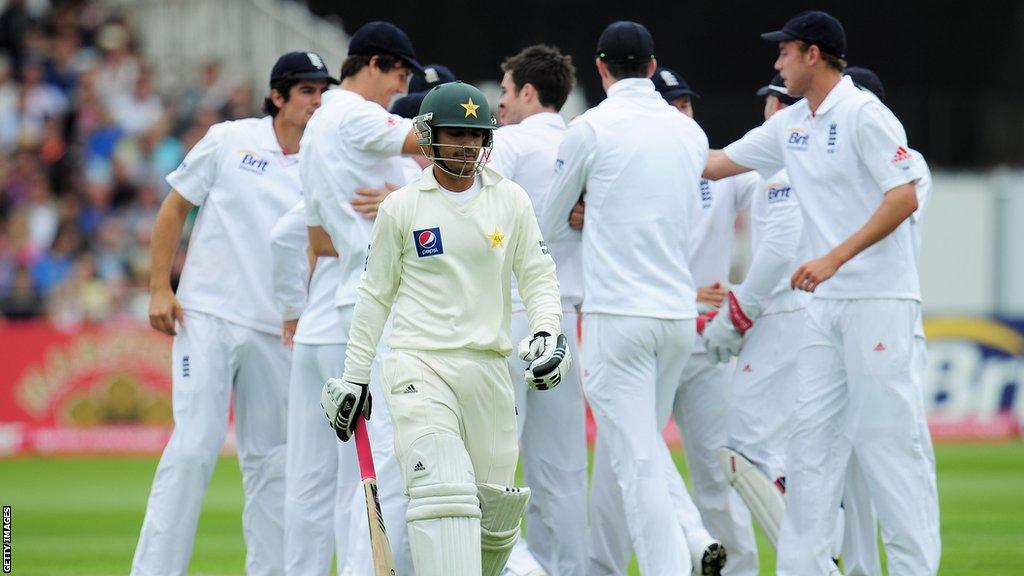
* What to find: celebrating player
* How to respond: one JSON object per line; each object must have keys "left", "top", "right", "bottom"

{"left": 489, "top": 44, "right": 586, "bottom": 576}
{"left": 703, "top": 72, "right": 806, "bottom": 560}
{"left": 655, "top": 65, "right": 760, "bottom": 576}
{"left": 322, "top": 80, "right": 569, "bottom": 576}
{"left": 542, "top": 21, "right": 708, "bottom": 575}
{"left": 132, "top": 52, "right": 334, "bottom": 576}
{"left": 704, "top": 11, "right": 941, "bottom": 575}
{"left": 298, "top": 20, "right": 426, "bottom": 575}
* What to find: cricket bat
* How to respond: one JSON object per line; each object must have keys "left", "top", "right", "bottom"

{"left": 354, "top": 418, "right": 397, "bottom": 575}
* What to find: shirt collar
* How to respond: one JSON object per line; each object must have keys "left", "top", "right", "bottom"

{"left": 416, "top": 164, "right": 503, "bottom": 191}
{"left": 520, "top": 111, "right": 566, "bottom": 129}
{"left": 606, "top": 77, "right": 658, "bottom": 99}
{"left": 812, "top": 75, "right": 856, "bottom": 117}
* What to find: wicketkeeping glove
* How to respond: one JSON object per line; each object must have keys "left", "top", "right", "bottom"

{"left": 517, "top": 332, "right": 572, "bottom": 391}
{"left": 321, "top": 378, "right": 371, "bottom": 442}
{"left": 703, "top": 291, "right": 761, "bottom": 365}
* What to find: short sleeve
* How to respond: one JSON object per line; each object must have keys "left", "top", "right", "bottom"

{"left": 166, "top": 122, "right": 230, "bottom": 205}
{"left": 855, "top": 101, "right": 921, "bottom": 193}
{"left": 343, "top": 105, "right": 414, "bottom": 156}
{"left": 723, "top": 115, "right": 785, "bottom": 176}
{"left": 487, "top": 126, "right": 518, "bottom": 179}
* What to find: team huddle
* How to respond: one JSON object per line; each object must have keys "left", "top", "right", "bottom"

{"left": 133, "top": 9, "right": 940, "bottom": 576}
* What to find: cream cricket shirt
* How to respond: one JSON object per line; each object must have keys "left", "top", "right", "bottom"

{"left": 724, "top": 76, "right": 926, "bottom": 301}
{"left": 167, "top": 116, "right": 302, "bottom": 335}
{"left": 489, "top": 112, "right": 583, "bottom": 311}
{"left": 342, "top": 165, "right": 562, "bottom": 384}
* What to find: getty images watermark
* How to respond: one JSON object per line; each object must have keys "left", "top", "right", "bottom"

{"left": 2, "top": 505, "right": 10, "bottom": 573}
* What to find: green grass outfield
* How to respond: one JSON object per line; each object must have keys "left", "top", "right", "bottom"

{"left": 1, "top": 443, "right": 1022, "bottom": 575}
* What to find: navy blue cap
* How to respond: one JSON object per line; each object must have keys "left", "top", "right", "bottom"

{"left": 409, "top": 64, "right": 456, "bottom": 94}
{"left": 270, "top": 51, "right": 338, "bottom": 86}
{"left": 348, "top": 21, "right": 424, "bottom": 74}
{"left": 756, "top": 73, "right": 800, "bottom": 105}
{"left": 390, "top": 92, "right": 426, "bottom": 120}
{"left": 652, "top": 67, "right": 699, "bottom": 101}
{"left": 596, "top": 21, "right": 654, "bottom": 63}
{"left": 845, "top": 66, "right": 885, "bottom": 102}
{"left": 761, "top": 11, "right": 846, "bottom": 60}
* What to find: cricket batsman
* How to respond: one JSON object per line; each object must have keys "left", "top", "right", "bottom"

{"left": 322, "top": 81, "right": 571, "bottom": 576}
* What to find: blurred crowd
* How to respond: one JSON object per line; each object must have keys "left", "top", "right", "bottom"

{"left": 0, "top": 0, "right": 258, "bottom": 329}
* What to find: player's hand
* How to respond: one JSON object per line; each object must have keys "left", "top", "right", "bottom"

{"left": 321, "top": 378, "right": 371, "bottom": 442}
{"left": 281, "top": 318, "right": 298, "bottom": 349}
{"left": 148, "top": 286, "right": 183, "bottom": 336}
{"left": 697, "top": 281, "right": 727, "bottom": 309}
{"left": 703, "top": 292, "right": 760, "bottom": 364}
{"left": 518, "top": 332, "right": 572, "bottom": 390}
{"left": 696, "top": 310, "right": 718, "bottom": 335}
{"left": 569, "top": 199, "right": 585, "bottom": 230}
{"left": 791, "top": 253, "right": 841, "bottom": 292}
{"left": 351, "top": 182, "right": 399, "bottom": 220}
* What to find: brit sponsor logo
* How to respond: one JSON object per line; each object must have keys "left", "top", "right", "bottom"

{"left": 786, "top": 128, "right": 810, "bottom": 150}
{"left": 413, "top": 227, "right": 444, "bottom": 257}
{"left": 767, "top": 184, "right": 792, "bottom": 204}
{"left": 239, "top": 151, "right": 269, "bottom": 175}
{"left": 699, "top": 179, "right": 713, "bottom": 209}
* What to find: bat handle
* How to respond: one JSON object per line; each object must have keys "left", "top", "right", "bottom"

{"left": 354, "top": 418, "right": 377, "bottom": 481}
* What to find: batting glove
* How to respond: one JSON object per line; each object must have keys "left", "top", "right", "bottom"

{"left": 517, "top": 332, "right": 572, "bottom": 390}
{"left": 703, "top": 292, "right": 761, "bottom": 365}
{"left": 321, "top": 378, "right": 371, "bottom": 442}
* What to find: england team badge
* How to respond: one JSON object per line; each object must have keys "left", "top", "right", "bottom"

{"left": 413, "top": 227, "right": 444, "bottom": 257}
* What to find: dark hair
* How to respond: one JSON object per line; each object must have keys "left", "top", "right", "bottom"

{"left": 339, "top": 53, "right": 402, "bottom": 82}
{"left": 603, "top": 59, "right": 651, "bottom": 81}
{"left": 262, "top": 78, "right": 300, "bottom": 117}
{"left": 501, "top": 44, "right": 576, "bottom": 111}
{"left": 795, "top": 41, "right": 847, "bottom": 72}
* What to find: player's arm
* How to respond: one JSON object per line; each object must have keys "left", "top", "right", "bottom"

{"left": 341, "top": 205, "right": 405, "bottom": 385}
{"left": 308, "top": 225, "right": 338, "bottom": 257}
{"left": 149, "top": 190, "right": 195, "bottom": 335}
{"left": 513, "top": 196, "right": 570, "bottom": 390}
{"left": 791, "top": 182, "right": 917, "bottom": 292}
{"left": 151, "top": 122, "right": 227, "bottom": 335}
{"left": 270, "top": 203, "right": 311, "bottom": 346}
{"left": 540, "top": 121, "right": 593, "bottom": 242}
{"left": 736, "top": 178, "right": 801, "bottom": 308}
{"left": 400, "top": 128, "right": 421, "bottom": 155}
{"left": 792, "top": 103, "right": 922, "bottom": 292}
{"left": 703, "top": 150, "right": 753, "bottom": 181}
{"left": 708, "top": 116, "right": 786, "bottom": 181}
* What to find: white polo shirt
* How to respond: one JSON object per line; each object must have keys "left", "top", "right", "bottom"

{"left": 300, "top": 88, "right": 414, "bottom": 309}
{"left": 733, "top": 170, "right": 811, "bottom": 316}
{"left": 167, "top": 116, "right": 302, "bottom": 335}
{"left": 724, "top": 76, "right": 925, "bottom": 301}
{"left": 490, "top": 111, "right": 582, "bottom": 311}
{"left": 689, "top": 172, "right": 758, "bottom": 287}
{"left": 542, "top": 78, "right": 707, "bottom": 320}
{"left": 269, "top": 200, "right": 347, "bottom": 345}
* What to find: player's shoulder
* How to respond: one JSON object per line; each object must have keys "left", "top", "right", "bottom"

{"left": 481, "top": 165, "right": 530, "bottom": 201}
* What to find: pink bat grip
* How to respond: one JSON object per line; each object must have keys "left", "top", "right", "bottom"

{"left": 354, "top": 418, "right": 376, "bottom": 481}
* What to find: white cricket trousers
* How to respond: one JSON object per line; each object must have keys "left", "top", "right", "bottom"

{"left": 777, "top": 299, "right": 940, "bottom": 576}
{"left": 131, "top": 311, "right": 289, "bottom": 576}
{"left": 584, "top": 313, "right": 695, "bottom": 576}
{"left": 507, "top": 307, "right": 588, "bottom": 576}
{"left": 839, "top": 332, "right": 934, "bottom": 576}
{"left": 283, "top": 342, "right": 411, "bottom": 576}
{"left": 673, "top": 354, "right": 758, "bottom": 576}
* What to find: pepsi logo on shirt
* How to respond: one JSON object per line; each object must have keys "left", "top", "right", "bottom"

{"left": 413, "top": 227, "right": 444, "bottom": 257}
